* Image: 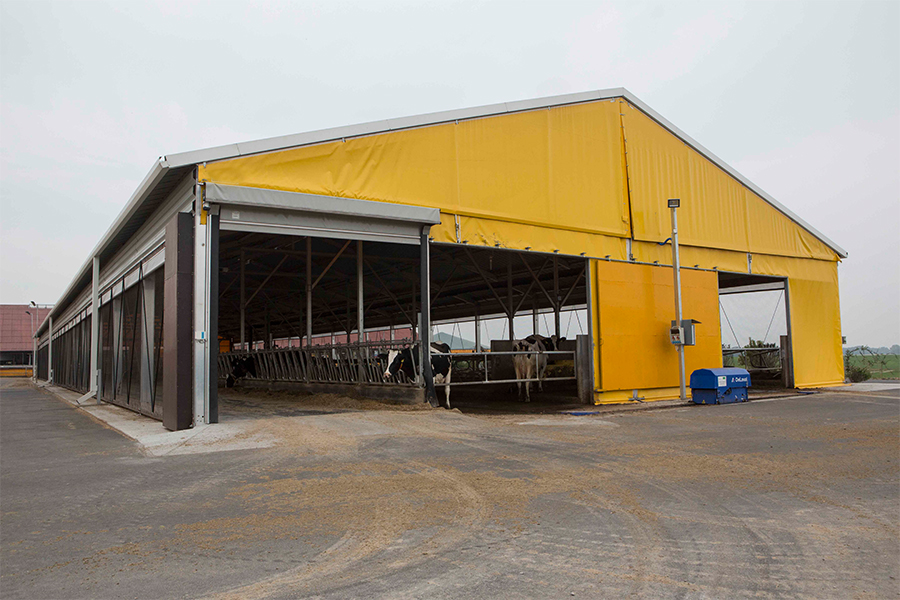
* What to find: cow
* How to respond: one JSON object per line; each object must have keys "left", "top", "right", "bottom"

{"left": 512, "top": 338, "right": 541, "bottom": 402}
{"left": 225, "top": 355, "right": 257, "bottom": 388}
{"left": 521, "top": 334, "right": 566, "bottom": 391}
{"left": 383, "top": 342, "right": 453, "bottom": 408}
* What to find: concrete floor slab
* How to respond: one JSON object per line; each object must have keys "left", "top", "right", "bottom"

{"left": 2, "top": 378, "right": 897, "bottom": 599}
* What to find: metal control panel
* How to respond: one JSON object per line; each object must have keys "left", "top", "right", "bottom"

{"left": 669, "top": 325, "right": 684, "bottom": 345}
{"left": 670, "top": 319, "right": 700, "bottom": 346}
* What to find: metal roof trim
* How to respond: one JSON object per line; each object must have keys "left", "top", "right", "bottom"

{"left": 36, "top": 159, "right": 173, "bottom": 337}
{"left": 206, "top": 183, "right": 442, "bottom": 225}
{"left": 617, "top": 92, "right": 848, "bottom": 259}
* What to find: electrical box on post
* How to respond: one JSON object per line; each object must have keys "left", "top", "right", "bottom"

{"left": 671, "top": 319, "right": 701, "bottom": 346}
{"left": 669, "top": 325, "right": 684, "bottom": 345}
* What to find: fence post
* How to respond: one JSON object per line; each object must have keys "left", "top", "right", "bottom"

{"left": 576, "top": 334, "right": 592, "bottom": 404}
{"left": 780, "top": 335, "right": 794, "bottom": 388}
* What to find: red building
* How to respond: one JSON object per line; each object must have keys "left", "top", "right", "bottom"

{"left": 0, "top": 305, "right": 52, "bottom": 367}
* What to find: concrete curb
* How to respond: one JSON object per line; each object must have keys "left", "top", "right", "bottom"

{"left": 30, "top": 381, "right": 277, "bottom": 457}
{"left": 573, "top": 391, "right": 815, "bottom": 417}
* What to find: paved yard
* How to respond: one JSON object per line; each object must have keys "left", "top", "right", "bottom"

{"left": 1, "top": 378, "right": 898, "bottom": 599}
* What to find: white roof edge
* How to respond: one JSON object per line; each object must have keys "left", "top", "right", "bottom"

{"left": 164, "top": 87, "right": 845, "bottom": 259}
{"left": 36, "top": 159, "right": 172, "bottom": 336}
{"left": 617, "top": 92, "right": 848, "bottom": 259}
{"left": 162, "top": 88, "right": 629, "bottom": 168}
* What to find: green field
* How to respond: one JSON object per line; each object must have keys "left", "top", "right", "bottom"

{"left": 847, "top": 354, "right": 900, "bottom": 379}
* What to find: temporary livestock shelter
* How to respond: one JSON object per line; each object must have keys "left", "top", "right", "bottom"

{"left": 34, "top": 88, "right": 847, "bottom": 429}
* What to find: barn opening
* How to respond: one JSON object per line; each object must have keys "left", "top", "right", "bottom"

{"left": 718, "top": 271, "right": 792, "bottom": 388}
{"left": 211, "top": 185, "right": 593, "bottom": 416}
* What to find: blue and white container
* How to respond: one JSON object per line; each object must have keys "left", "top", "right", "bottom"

{"left": 690, "top": 368, "right": 751, "bottom": 404}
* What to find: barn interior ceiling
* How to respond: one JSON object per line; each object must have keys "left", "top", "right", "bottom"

{"left": 217, "top": 231, "right": 588, "bottom": 342}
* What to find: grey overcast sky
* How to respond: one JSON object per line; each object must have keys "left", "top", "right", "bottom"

{"left": 1, "top": 0, "right": 898, "bottom": 347}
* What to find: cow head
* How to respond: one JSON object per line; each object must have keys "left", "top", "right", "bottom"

{"left": 536, "top": 335, "right": 566, "bottom": 351}
{"left": 383, "top": 349, "right": 403, "bottom": 380}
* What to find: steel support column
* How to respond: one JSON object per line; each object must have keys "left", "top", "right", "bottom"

{"left": 420, "top": 229, "right": 436, "bottom": 405}
{"left": 140, "top": 271, "right": 155, "bottom": 413}
{"left": 90, "top": 256, "right": 100, "bottom": 397}
{"left": 584, "top": 257, "right": 596, "bottom": 403}
{"left": 357, "top": 241, "right": 365, "bottom": 382}
{"left": 306, "top": 237, "right": 312, "bottom": 346}
{"left": 163, "top": 212, "right": 194, "bottom": 431}
{"left": 48, "top": 316, "right": 53, "bottom": 383}
{"left": 208, "top": 208, "right": 219, "bottom": 423}
{"left": 240, "top": 248, "right": 246, "bottom": 350}
{"left": 553, "top": 256, "right": 561, "bottom": 338}
{"left": 507, "top": 262, "right": 514, "bottom": 342}
{"left": 474, "top": 308, "right": 481, "bottom": 352}
{"left": 192, "top": 182, "right": 209, "bottom": 426}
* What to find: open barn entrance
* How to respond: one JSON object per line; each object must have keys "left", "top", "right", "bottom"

{"left": 718, "top": 271, "right": 793, "bottom": 388}
{"left": 205, "top": 182, "right": 593, "bottom": 415}
{"left": 213, "top": 233, "right": 593, "bottom": 416}
{"left": 216, "top": 232, "right": 430, "bottom": 411}
{"left": 428, "top": 244, "right": 592, "bottom": 413}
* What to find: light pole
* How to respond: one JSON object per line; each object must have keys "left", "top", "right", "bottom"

{"left": 26, "top": 305, "right": 37, "bottom": 380}
{"left": 668, "top": 199, "right": 687, "bottom": 402}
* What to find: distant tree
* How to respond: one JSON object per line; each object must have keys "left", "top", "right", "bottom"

{"left": 746, "top": 338, "right": 778, "bottom": 370}
{"left": 844, "top": 346, "right": 874, "bottom": 382}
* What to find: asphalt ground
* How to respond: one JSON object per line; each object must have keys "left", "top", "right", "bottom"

{"left": 1, "top": 378, "right": 898, "bottom": 599}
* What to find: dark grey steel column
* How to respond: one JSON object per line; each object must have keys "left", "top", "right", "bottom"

{"left": 783, "top": 279, "right": 795, "bottom": 388}
{"left": 208, "top": 209, "right": 219, "bottom": 423}
{"left": 357, "top": 240, "right": 365, "bottom": 383}
{"left": 553, "top": 256, "right": 561, "bottom": 338}
{"left": 163, "top": 212, "right": 194, "bottom": 431}
{"left": 507, "top": 262, "right": 514, "bottom": 342}
{"left": 306, "top": 237, "right": 312, "bottom": 345}
{"left": 584, "top": 257, "right": 596, "bottom": 399}
{"left": 240, "top": 248, "right": 246, "bottom": 350}
{"left": 420, "top": 228, "right": 436, "bottom": 405}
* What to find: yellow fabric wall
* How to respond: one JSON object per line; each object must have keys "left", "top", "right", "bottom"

{"left": 631, "top": 240, "right": 750, "bottom": 273}
{"left": 200, "top": 100, "right": 630, "bottom": 242}
{"left": 620, "top": 100, "right": 837, "bottom": 261}
{"left": 429, "top": 215, "right": 628, "bottom": 260}
{"left": 590, "top": 260, "right": 722, "bottom": 400}
{"left": 752, "top": 255, "right": 844, "bottom": 388}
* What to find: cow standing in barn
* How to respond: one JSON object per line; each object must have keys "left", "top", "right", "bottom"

{"left": 523, "top": 334, "right": 565, "bottom": 391}
{"left": 512, "top": 338, "right": 541, "bottom": 402}
{"left": 225, "top": 356, "right": 257, "bottom": 388}
{"left": 383, "top": 342, "right": 453, "bottom": 408}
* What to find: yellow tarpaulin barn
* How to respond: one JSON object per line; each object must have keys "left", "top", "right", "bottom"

{"left": 198, "top": 92, "right": 845, "bottom": 402}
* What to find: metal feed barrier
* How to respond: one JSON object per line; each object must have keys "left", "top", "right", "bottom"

{"left": 432, "top": 350, "right": 577, "bottom": 387}
{"left": 219, "top": 343, "right": 580, "bottom": 389}
{"left": 722, "top": 347, "right": 781, "bottom": 373}
{"left": 219, "top": 339, "right": 420, "bottom": 387}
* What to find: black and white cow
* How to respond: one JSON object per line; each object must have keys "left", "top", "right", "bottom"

{"left": 383, "top": 342, "right": 453, "bottom": 408}
{"left": 522, "top": 334, "right": 565, "bottom": 391}
{"left": 225, "top": 356, "right": 257, "bottom": 388}
{"left": 512, "top": 338, "right": 541, "bottom": 402}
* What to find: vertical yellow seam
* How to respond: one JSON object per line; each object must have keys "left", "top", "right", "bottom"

{"left": 453, "top": 119, "right": 462, "bottom": 241}
{"left": 619, "top": 99, "right": 635, "bottom": 242}
{"left": 592, "top": 259, "right": 603, "bottom": 395}
{"left": 546, "top": 107, "right": 554, "bottom": 233}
